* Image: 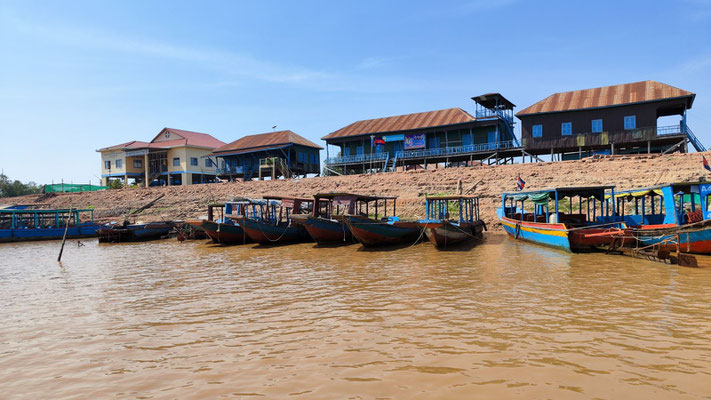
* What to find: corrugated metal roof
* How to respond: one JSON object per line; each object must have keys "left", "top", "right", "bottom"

{"left": 211, "top": 130, "right": 322, "bottom": 155}
{"left": 517, "top": 80, "right": 695, "bottom": 116}
{"left": 322, "top": 108, "right": 476, "bottom": 140}
{"left": 153, "top": 128, "right": 226, "bottom": 149}
{"left": 97, "top": 128, "right": 225, "bottom": 152}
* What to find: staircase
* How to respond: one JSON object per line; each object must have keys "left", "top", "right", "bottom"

{"left": 380, "top": 153, "right": 390, "bottom": 173}
{"left": 501, "top": 119, "right": 521, "bottom": 147}
{"left": 685, "top": 125, "right": 706, "bottom": 152}
{"left": 387, "top": 153, "right": 398, "bottom": 172}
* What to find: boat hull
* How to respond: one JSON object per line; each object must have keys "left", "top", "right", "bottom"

{"left": 303, "top": 216, "right": 353, "bottom": 245}
{"left": 635, "top": 220, "right": 711, "bottom": 254}
{"left": 97, "top": 222, "right": 173, "bottom": 243}
{"left": 0, "top": 224, "right": 102, "bottom": 243}
{"left": 241, "top": 218, "right": 310, "bottom": 245}
{"left": 344, "top": 215, "right": 422, "bottom": 247}
{"left": 422, "top": 220, "right": 485, "bottom": 248}
{"left": 201, "top": 221, "right": 248, "bottom": 244}
{"left": 500, "top": 216, "right": 572, "bottom": 251}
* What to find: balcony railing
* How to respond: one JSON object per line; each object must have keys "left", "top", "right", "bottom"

{"left": 656, "top": 124, "right": 685, "bottom": 136}
{"left": 395, "top": 140, "right": 518, "bottom": 160}
{"left": 325, "top": 152, "right": 388, "bottom": 165}
{"left": 475, "top": 109, "right": 514, "bottom": 124}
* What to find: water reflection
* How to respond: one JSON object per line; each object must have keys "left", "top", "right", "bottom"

{"left": 0, "top": 235, "right": 710, "bottom": 399}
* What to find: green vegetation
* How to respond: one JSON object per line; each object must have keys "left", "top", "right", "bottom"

{"left": 108, "top": 179, "right": 124, "bottom": 189}
{"left": 0, "top": 173, "right": 42, "bottom": 197}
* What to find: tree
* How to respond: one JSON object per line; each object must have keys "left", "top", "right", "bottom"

{"left": 0, "top": 173, "right": 42, "bottom": 197}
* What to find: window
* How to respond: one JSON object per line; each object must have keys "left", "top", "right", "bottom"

{"left": 532, "top": 124, "right": 543, "bottom": 138}
{"left": 115, "top": 159, "right": 123, "bottom": 168}
{"left": 561, "top": 122, "right": 572, "bottom": 136}
{"left": 105, "top": 160, "right": 111, "bottom": 169}
{"left": 624, "top": 115, "right": 636, "bottom": 130}
{"left": 592, "top": 119, "right": 603, "bottom": 133}
{"left": 190, "top": 157, "right": 198, "bottom": 166}
{"left": 173, "top": 157, "right": 180, "bottom": 166}
{"left": 205, "top": 158, "right": 213, "bottom": 167}
{"left": 133, "top": 159, "right": 143, "bottom": 168}
{"left": 298, "top": 152, "right": 305, "bottom": 162}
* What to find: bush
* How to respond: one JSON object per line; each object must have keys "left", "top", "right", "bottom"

{"left": 108, "top": 180, "right": 124, "bottom": 190}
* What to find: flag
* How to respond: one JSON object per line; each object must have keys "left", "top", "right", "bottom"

{"left": 374, "top": 138, "right": 385, "bottom": 146}
{"left": 517, "top": 176, "right": 526, "bottom": 190}
{"left": 704, "top": 156, "right": 711, "bottom": 172}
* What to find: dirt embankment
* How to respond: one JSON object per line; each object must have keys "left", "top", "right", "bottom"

{"left": 4, "top": 152, "right": 709, "bottom": 230}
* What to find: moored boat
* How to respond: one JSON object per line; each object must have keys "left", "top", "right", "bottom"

{"left": 343, "top": 196, "right": 423, "bottom": 247}
{"left": 497, "top": 186, "right": 626, "bottom": 252}
{"left": 240, "top": 196, "right": 313, "bottom": 245}
{"left": 609, "top": 182, "right": 711, "bottom": 254}
{"left": 97, "top": 221, "right": 174, "bottom": 243}
{"left": 300, "top": 193, "right": 386, "bottom": 245}
{"left": 199, "top": 200, "right": 252, "bottom": 244}
{"left": 417, "top": 196, "right": 486, "bottom": 249}
{"left": 0, "top": 206, "right": 101, "bottom": 243}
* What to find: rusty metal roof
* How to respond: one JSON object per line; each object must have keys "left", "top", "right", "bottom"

{"left": 211, "top": 130, "right": 322, "bottom": 155}
{"left": 322, "top": 108, "right": 476, "bottom": 140}
{"left": 516, "top": 80, "right": 695, "bottom": 116}
{"left": 471, "top": 93, "right": 515, "bottom": 109}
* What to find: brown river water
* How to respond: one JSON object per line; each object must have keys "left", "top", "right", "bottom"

{"left": 1, "top": 235, "right": 710, "bottom": 399}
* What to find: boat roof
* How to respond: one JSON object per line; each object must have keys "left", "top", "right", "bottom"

{"left": 313, "top": 192, "right": 398, "bottom": 201}
{"left": 425, "top": 195, "right": 479, "bottom": 201}
{"left": 0, "top": 208, "right": 94, "bottom": 214}
{"left": 503, "top": 185, "right": 614, "bottom": 196}
{"left": 616, "top": 182, "right": 711, "bottom": 194}
{"left": 263, "top": 195, "right": 313, "bottom": 202}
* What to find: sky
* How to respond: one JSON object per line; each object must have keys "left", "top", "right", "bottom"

{"left": 1, "top": 0, "right": 710, "bottom": 184}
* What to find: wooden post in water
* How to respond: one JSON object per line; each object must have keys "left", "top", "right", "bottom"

{"left": 57, "top": 207, "right": 73, "bottom": 262}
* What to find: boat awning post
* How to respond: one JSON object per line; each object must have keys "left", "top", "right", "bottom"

{"left": 555, "top": 191, "right": 559, "bottom": 222}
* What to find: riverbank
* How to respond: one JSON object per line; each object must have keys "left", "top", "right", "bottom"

{"left": 3, "top": 152, "right": 710, "bottom": 230}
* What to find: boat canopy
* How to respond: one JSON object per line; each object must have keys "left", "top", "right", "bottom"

{"left": 503, "top": 186, "right": 613, "bottom": 203}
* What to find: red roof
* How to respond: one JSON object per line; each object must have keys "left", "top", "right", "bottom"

{"left": 517, "top": 80, "right": 695, "bottom": 116}
{"left": 98, "top": 128, "right": 225, "bottom": 152}
{"left": 322, "top": 108, "right": 476, "bottom": 140}
{"left": 211, "top": 130, "right": 322, "bottom": 155}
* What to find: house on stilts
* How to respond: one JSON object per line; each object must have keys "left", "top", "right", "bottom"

{"left": 322, "top": 94, "right": 526, "bottom": 175}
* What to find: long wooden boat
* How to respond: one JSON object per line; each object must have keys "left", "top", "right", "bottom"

{"left": 201, "top": 220, "right": 248, "bottom": 244}
{"left": 300, "top": 193, "right": 393, "bottom": 245}
{"left": 345, "top": 215, "right": 422, "bottom": 247}
{"left": 97, "top": 221, "right": 174, "bottom": 243}
{"left": 418, "top": 196, "right": 486, "bottom": 249}
{"left": 608, "top": 182, "right": 711, "bottom": 254}
{"left": 343, "top": 195, "right": 421, "bottom": 248}
{"left": 497, "top": 186, "right": 627, "bottom": 252}
{"left": 0, "top": 207, "right": 101, "bottom": 243}
{"left": 240, "top": 196, "right": 313, "bottom": 245}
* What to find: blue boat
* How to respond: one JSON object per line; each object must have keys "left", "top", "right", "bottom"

{"left": 497, "top": 186, "right": 625, "bottom": 252}
{"left": 0, "top": 206, "right": 101, "bottom": 243}
{"left": 612, "top": 182, "right": 711, "bottom": 255}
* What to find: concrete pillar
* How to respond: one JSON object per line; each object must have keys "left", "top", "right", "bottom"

{"left": 144, "top": 153, "right": 149, "bottom": 187}
{"left": 167, "top": 173, "right": 171, "bottom": 186}
{"left": 182, "top": 172, "right": 190, "bottom": 186}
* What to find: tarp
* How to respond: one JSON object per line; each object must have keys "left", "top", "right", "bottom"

{"left": 44, "top": 184, "right": 108, "bottom": 193}
{"left": 508, "top": 192, "right": 550, "bottom": 205}
{"left": 608, "top": 189, "right": 664, "bottom": 199}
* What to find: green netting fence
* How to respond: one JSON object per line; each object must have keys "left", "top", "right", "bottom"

{"left": 44, "top": 183, "right": 109, "bottom": 193}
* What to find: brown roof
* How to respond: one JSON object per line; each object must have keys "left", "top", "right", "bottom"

{"left": 96, "top": 140, "right": 151, "bottom": 152}
{"left": 211, "top": 130, "right": 322, "bottom": 155}
{"left": 322, "top": 108, "right": 476, "bottom": 140}
{"left": 517, "top": 80, "right": 695, "bottom": 116}
{"left": 150, "top": 128, "right": 226, "bottom": 148}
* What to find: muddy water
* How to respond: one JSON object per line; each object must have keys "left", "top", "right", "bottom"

{"left": 1, "top": 236, "right": 710, "bottom": 399}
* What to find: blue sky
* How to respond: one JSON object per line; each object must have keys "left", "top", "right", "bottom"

{"left": 1, "top": 0, "right": 710, "bottom": 184}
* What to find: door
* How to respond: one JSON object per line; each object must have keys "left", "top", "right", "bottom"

{"left": 462, "top": 132, "right": 473, "bottom": 146}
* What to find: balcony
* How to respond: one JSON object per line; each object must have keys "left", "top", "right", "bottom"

{"left": 395, "top": 140, "right": 518, "bottom": 160}
{"left": 475, "top": 109, "right": 514, "bottom": 125}
{"left": 325, "top": 152, "right": 389, "bottom": 165}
